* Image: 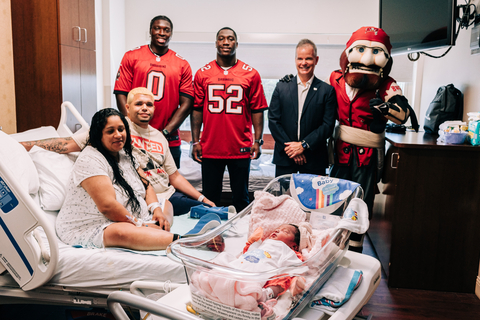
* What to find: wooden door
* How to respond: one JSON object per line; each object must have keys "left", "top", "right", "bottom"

{"left": 11, "top": 0, "right": 62, "bottom": 132}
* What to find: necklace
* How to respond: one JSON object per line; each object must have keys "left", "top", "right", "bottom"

{"left": 219, "top": 59, "right": 237, "bottom": 75}
{"left": 149, "top": 44, "right": 163, "bottom": 62}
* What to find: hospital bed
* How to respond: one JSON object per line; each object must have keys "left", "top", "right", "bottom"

{"left": 0, "top": 102, "right": 380, "bottom": 319}
{"left": 0, "top": 102, "right": 193, "bottom": 310}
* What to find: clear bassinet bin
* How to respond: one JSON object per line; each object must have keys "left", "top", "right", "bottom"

{"left": 166, "top": 174, "right": 363, "bottom": 320}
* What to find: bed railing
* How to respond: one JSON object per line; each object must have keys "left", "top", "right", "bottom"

{"left": 57, "top": 101, "right": 90, "bottom": 137}
{"left": 0, "top": 160, "right": 59, "bottom": 291}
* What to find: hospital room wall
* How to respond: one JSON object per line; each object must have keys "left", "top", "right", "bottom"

{"left": 0, "top": 0, "right": 16, "bottom": 134}
{"left": 100, "top": 0, "right": 414, "bottom": 118}
{"left": 98, "top": 0, "right": 380, "bottom": 109}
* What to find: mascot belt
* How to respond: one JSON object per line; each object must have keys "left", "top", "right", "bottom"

{"left": 329, "top": 125, "right": 385, "bottom": 178}
{"left": 335, "top": 125, "right": 384, "bottom": 148}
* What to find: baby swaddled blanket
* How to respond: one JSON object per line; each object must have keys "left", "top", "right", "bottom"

{"left": 190, "top": 239, "right": 306, "bottom": 313}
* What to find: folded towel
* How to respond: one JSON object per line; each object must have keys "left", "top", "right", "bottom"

{"left": 190, "top": 205, "right": 236, "bottom": 220}
{"left": 311, "top": 266, "right": 363, "bottom": 308}
{"left": 335, "top": 198, "right": 369, "bottom": 234}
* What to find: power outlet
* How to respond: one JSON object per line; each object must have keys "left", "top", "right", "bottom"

{"left": 471, "top": 21, "right": 480, "bottom": 54}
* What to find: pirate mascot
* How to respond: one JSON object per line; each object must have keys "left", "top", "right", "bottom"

{"left": 329, "top": 26, "right": 418, "bottom": 252}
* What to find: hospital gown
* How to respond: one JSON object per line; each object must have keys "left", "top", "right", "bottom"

{"left": 56, "top": 146, "right": 150, "bottom": 248}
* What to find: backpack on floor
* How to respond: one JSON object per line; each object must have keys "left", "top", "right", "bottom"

{"left": 424, "top": 84, "right": 464, "bottom": 134}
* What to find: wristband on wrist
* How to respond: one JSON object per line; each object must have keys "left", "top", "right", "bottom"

{"left": 147, "top": 202, "right": 161, "bottom": 214}
{"left": 162, "top": 129, "right": 170, "bottom": 136}
{"left": 192, "top": 141, "right": 200, "bottom": 146}
{"left": 197, "top": 194, "right": 205, "bottom": 202}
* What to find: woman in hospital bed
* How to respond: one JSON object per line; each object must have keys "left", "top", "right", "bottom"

{"left": 55, "top": 108, "right": 183, "bottom": 250}
{"left": 190, "top": 222, "right": 316, "bottom": 317}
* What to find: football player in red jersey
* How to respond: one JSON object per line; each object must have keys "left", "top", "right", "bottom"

{"left": 114, "top": 15, "right": 194, "bottom": 168}
{"left": 191, "top": 27, "right": 268, "bottom": 212}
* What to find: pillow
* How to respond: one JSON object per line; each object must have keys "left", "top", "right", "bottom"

{"left": 9, "top": 126, "right": 59, "bottom": 142}
{"left": 28, "top": 146, "right": 74, "bottom": 211}
{"left": 0, "top": 130, "right": 39, "bottom": 195}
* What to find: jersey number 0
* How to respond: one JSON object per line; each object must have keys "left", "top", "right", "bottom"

{"left": 146, "top": 71, "right": 166, "bottom": 101}
{"left": 207, "top": 84, "right": 244, "bottom": 114}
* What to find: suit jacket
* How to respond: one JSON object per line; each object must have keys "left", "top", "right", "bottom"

{"left": 268, "top": 76, "right": 337, "bottom": 171}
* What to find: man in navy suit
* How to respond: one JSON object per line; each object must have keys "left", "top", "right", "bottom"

{"left": 268, "top": 39, "right": 337, "bottom": 177}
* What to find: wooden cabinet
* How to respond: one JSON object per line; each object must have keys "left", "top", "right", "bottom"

{"left": 58, "top": 0, "right": 97, "bottom": 131}
{"left": 369, "top": 132, "right": 480, "bottom": 293}
{"left": 11, "top": 0, "right": 96, "bottom": 133}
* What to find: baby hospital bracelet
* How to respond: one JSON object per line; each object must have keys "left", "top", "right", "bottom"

{"left": 147, "top": 202, "right": 161, "bottom": 214}
{"left": 197, "top": 194, "right": 205, "bottom": 202}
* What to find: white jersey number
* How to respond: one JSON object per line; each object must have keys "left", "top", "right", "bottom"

{"left": 207, "top": 84, "right": 243, "bottom": 114}
{"left": 146, "top": 71, "right": 166, "bottom": 101}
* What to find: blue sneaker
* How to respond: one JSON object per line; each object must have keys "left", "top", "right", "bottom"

{"left": 190, "top": 205, "right": 236, "bottom": 220}
{"left": 184, "top": 213, "right": 222, "bottom": 236}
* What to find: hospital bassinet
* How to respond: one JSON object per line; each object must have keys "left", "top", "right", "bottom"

{"left": 166, "top": 174, "right": 364, "bottom": 320}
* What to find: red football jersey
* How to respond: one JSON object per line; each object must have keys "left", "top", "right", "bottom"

{"left": 193, "top": 60, "right": 268, "bottom": 159}
{"left": 114, "top": 45, "right": 194, "bottom": 147}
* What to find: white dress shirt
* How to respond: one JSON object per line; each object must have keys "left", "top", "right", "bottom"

{"left": 297, "top": 74, "right": 315, "bottom": 139}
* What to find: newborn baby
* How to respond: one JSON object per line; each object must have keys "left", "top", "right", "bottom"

{"left": 190, "top": 223, "right": 312, "bottom": 316}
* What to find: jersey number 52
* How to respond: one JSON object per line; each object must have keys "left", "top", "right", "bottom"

{"left": 207, "top": 84, "right": 243, "bottom": 114}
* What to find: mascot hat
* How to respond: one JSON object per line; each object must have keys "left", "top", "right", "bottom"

{"left": 346, "top": 27, "right": 392, "bottom": 54}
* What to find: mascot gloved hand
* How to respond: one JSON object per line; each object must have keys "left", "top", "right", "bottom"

{"left": 369, "top": 93, "right": 388, "bottom": 134}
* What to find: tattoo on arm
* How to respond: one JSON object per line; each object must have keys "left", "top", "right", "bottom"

{"left": 26, "top": 137, "right": 74, "bottom": 153}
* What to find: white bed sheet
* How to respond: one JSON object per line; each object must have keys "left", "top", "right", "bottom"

{"left": 47, "top": 213, "right": 202, "bottom": 288}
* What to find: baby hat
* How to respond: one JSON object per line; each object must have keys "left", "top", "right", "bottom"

{"left": 294, "top": 222, "right": 313, "bottom": 252}
{"left": 249, "top": 191, "right": 306, "bottom": 240}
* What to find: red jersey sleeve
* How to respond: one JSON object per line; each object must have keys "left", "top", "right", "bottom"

{"left": 179, "top": 61, "right": 194, "bottom": 100}
{"left": 193, "top": 68, "right": 206, "bottom": 110}
{"left": 248, "top": 70, "right": 268, "bottom": 112}
{"left": 114, "top": 50, "right": 136, "bottom": 94}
